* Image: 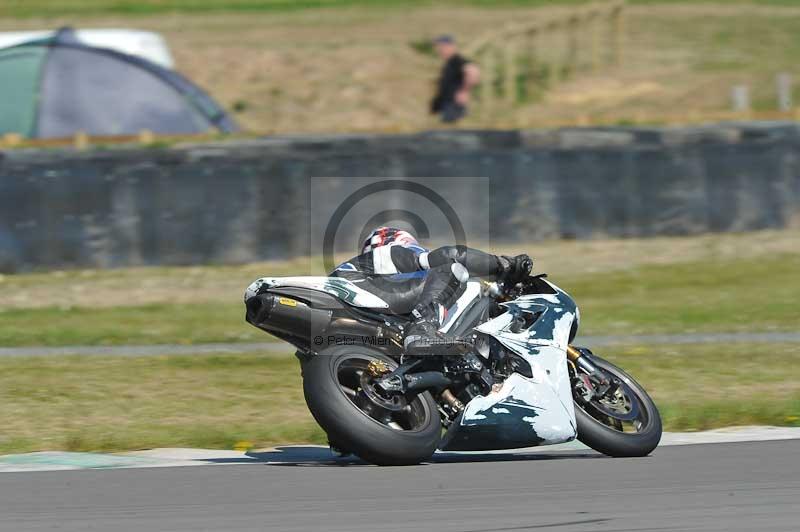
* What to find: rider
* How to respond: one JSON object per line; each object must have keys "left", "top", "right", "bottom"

{"left": 331, "top": 227, "right": 532, "bottom": 355}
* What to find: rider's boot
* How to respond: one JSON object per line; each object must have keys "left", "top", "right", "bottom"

{"left": 403, "top": 303, "right": 472, "bottom": 356}
{"left": 403, "top": 302, "right": 447, "bottom": 356}
{"left": 404, "top": 261, "right": 471, "bottom": 356}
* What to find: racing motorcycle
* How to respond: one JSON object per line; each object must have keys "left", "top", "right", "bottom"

{"left": 244, "top": 270, "right": 662, "bottom": 465}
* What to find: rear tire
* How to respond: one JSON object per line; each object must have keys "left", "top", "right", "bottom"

{"left": 575, "top": 355, "right": 662, "bottom": 457}
{"left": 302, "top": 346, "right": 441, "bottom": 466}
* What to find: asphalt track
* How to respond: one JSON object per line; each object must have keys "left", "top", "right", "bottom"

{"left": 1, "top": 440, "right": 797, "bottom": 532}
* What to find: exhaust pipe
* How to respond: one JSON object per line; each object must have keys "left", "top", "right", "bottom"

{"left": 246, "top": 293, "right": 396, "bottom": 350}
{"left": 245, "top": 293, "right": 332, "bottom": 340}
{"left": 404, "top": 371, "right": 452, "bottom": 393}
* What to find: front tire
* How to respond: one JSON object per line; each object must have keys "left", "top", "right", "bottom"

{"left": 302, "top": 346, "right": 441, "bottom": 466}
{"left": 574, "top": 355, "right": 662, "bottom": 457}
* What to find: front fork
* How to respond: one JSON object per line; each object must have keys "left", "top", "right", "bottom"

{"left": 567, "top": 345, "right": 612, "bottom": 400}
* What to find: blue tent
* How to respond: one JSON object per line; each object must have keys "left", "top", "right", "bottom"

{"left": 0, "top": 27, "right": 238, "bottom": 138}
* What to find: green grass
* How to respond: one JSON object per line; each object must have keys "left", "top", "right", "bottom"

{"left": 7, "top": 0, "right": 800, "bottom": 18}
{"left": 0, "top": 343, "right": 797, "bottom": 454}
{"left": 0, "top": 303, "right": 267, "bottom": 347}
{"left": 569, "top": 253, "right": 800, "bottom": 336}
{"left": 3, "top": 0, "right": 581, "bottom": 17}
{"left": 603, "top": 343, "right": 800, "bottom": 431}
{"left": 0, "top": 352, "right": 324, "bottom": 455}
{"left": 1, "top": 253, "right": 797, "bottom": 347}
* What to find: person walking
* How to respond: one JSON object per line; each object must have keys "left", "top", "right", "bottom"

{"left": 430, "top": 35, "right": 480, "bottom": 124}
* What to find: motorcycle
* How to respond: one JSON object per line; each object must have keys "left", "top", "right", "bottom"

{"left": 244, "top": 270, "right": 662, "bottom": 465}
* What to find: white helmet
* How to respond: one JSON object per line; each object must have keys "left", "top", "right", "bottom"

{"left": 361, "top": 227, "right": 420, "bottom": 254}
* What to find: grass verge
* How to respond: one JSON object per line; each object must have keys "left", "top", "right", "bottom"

{"left": 570, "top": 253, "right": 800, "bottom": 336}
{"left": 1, "top": 252, "right": 798, "bottom": 346}
{"left": 0, "top": 351, "right": 323, "bottom": 455}
{"left": 0, "top": 303, "right": 266, "bottom": 347}
{"left": 6, "top": 1, "right": 799, "bottom": 18}
{"left": 600, "top": 342, "right": 800, "bottom": 431}
{"left": 0, "top": 343, "right": 797, "bottom": 454}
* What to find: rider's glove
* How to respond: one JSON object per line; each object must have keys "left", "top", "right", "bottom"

{"left": 499, "top": 254, "right": 533, "bottom": 282}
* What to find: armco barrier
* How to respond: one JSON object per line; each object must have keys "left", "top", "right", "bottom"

{"left": 1, "top": 123, "right": 798, "bottom": 272}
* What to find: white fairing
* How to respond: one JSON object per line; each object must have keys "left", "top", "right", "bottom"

{"left": 460, "top": 371, "right": 575, "bottom": 444}
{"left": 244, "top": 276, "right": 390, "bottom": 308}
{"left": 451, "top": 281, "right": 578, "bottom": 448}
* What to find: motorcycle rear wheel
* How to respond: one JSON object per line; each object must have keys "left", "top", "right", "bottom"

{"left": 574, "top": 354, "right": 662, "bottom": 457}
{"left": 302, "top": 346, "right": 441, "bottom": 466}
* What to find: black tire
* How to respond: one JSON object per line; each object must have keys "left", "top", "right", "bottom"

{"left": 574, "top": 355, "right": 662, "bottom": 457}
{"left": 302, "top": 346, "right": 441, "bottom": 466}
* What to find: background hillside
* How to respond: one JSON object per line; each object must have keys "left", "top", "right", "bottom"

{"left": 5, "top": 1, "right": 800, "bottom": 133}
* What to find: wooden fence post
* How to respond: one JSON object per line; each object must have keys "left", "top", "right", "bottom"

{"left": 566, "top": 15, "right": 580, "bottom": 78}
{"left": 526, "top": 27, "right": 539, "bottom": 97}
{"left": 590, "top": 10, "right": 602, "bottom": 72}
{"left": 504, "top": 40, "right": 517, "bottom": 105}
{"left": 481, "top": 47, "right": 495, "bottom": 115}
{"left": 611, "top": 2, "right": 625, "bottom": 66}
{"left": 466, "top": 1, "right": 626, "bottom": 111}
{"left": 731, "top": 85, "right": 751, "bottom": 119}
{"left": 73, "top": 131, "right": 89, "bottom": 150}
{"left": 1, "top": 133, "right": 22, "bottom": 147}
{"left": 554, "top": 20, "right": 569, "bottom": 82}
{"left": 138, "top": 129, "right": 155, "bottom": 145}
{"left": 777, "top": 73, "right": 792, "bottom": 112}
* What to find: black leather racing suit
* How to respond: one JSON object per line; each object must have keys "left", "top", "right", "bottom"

{"left": 331, "top": 244, "right": 522, "bottom": 320}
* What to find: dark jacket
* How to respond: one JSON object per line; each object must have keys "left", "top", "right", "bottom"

{"left": 431, "top": 54, "right": 469, "bottom": 114}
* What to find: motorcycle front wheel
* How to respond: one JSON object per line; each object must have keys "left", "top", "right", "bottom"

{"left": 574, "top": 354, "right": 662, "bottom": 457}
{"left": 302, "top": 346, "right": 441, "bottom": 466}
